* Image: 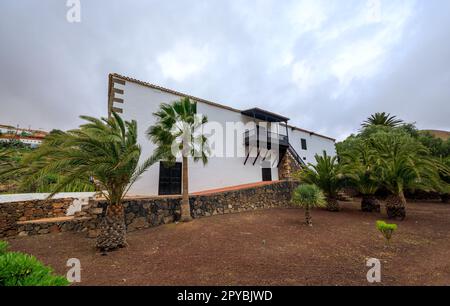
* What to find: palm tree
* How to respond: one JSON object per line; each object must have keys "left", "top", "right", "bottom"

{"left": 438, "top": 157, "right": 450, "bottom": 203}
{"left": 295, "top": 152, "right": 343, "bottom": 212}
{"left": 0, "top": 148, "right": 13, "bottom": 171}
{"left": 340, "top": 140, "right": 381, "bottom": 212}
{"left": 370, "top": 132, "right": 441, "bottom": 220}
{"left": 362, "top": 112, "right": 403, "bottom": 128}
{"left": 17, "top": 113, "right": 158, "bottom": 251}
{"left": 147, "top": 97, "right": 209, "bottom": 222}
{"left": 0, "top": 148, "right": 25, "bottom": 191}
{"left": 292, "top": 184, "right": 326, "bottom": 226}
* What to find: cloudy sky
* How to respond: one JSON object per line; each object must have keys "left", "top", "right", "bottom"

{"left": 1, "top": 0, "right": 449, "bottom": 140}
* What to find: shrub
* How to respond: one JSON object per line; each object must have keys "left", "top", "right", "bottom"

{"left": 292, "top": 184, "right": 326, "bottom": 226}
{"left": 376, "top": 221, "right": 398, "bottom": 244}
{"left": 294, "top": 152, "right": 343, "bottom": 212}
{"left": 0, "top": 240, "right": 69, "bottom": 286}
{"left": 0, "top": 241, "right": 8, "bottom": 255}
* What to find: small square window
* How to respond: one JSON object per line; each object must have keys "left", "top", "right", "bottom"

{"left": 301, "top": 138, "right": 307, "bottom": 150}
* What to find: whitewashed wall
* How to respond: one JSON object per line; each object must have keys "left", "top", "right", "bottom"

{"left": 116, "top": 79, "right": 334, "bottom": 195}
{"left": 117, "top": 81, "right": 281, "bottom": 195}
{"left": 192, "top": 102, "right": 280, "bottom": 192}
{"left": 288, "top": 127, "right": 336, "bottom": 165}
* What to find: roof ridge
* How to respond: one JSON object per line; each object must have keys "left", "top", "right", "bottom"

{"left": 109, "top": 73, "right": 335, "bottom": 142}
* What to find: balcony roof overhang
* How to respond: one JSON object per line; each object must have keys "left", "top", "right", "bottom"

{"left": 241, "top": 108, "right": 290, "bottom": 123}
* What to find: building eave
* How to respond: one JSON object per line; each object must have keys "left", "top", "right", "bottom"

{"left": 108, "top": 73, "right": 336, "bottom": 142}
{"left": 109, "top": 73, "right": 242, "bottom": 114}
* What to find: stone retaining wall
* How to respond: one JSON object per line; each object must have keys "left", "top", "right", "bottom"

{"left": 3, "top": 181, "right": 298, "bottom": 238}
{"left": 85, "top": 180, "right": 298, "bottom": 236}
{"left": 0, "top": 198, "right": 73, "bottom": 237}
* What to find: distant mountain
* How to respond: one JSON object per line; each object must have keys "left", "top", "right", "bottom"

{"left": 421, "top": 130, "right": 450, "bottom": 141}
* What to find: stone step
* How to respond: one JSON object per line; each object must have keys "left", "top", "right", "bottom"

{"left": 337, "top": 192, "right": 353, "bottom": 202}
{"left": 16, "top": 216, "right": 94, "bottom": 237}
{"left": 17, "top": 216, "right": 76, "bottom": 225}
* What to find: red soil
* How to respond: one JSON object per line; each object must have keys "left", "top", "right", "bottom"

{"left": 6, "top": 200, "right": 450, "bottom": 285}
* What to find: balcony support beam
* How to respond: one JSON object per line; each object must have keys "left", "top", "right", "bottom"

{"left": 253, "top": 149, "right": 261, "bottom": 166}
{"left": 244, "top": 150, "right": 250, "bottom": 165}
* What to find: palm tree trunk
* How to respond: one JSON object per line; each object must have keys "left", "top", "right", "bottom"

{"left": 180, "top": 156, "right": 192, "bottom": 222}
{"left": 326, "top": 196, "right": 340, "bottom": 212}
{"left": 386, "top": 192, "right": 406, "bottom": 220}
{"left": 361, "top": 195, "right": 381, "bottom": 213}
{"left": 305, "top": 205, "right": 312, "bottom": 226}
{"left": 96, "top": 202, "right": 127, "bottom": 252}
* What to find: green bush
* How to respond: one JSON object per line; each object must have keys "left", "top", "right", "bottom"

{"left": 0, "top": 241, "right": 69, "bottom": 286}
{"left": 376, "top": 221, "right": 398, "bottom": 244}
{"left": 0, "top": 241, "right": 8, "bottom": 255}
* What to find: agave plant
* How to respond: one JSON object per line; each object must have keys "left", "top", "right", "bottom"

{"left": 16, "top": 112, "right": 159, "bottom": 251}
{"left": 362, "top": 112, "right": 403, "bottom": 128}
{"left": 147, "top": 97, "right": 209, "bottom": 222}
{"left": 295, "top": 152, "right": 343, "bottom": 212}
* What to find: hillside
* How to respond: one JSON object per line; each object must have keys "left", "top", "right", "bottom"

{"left": 422, "top": 130, "right": 450, "bottom": 140}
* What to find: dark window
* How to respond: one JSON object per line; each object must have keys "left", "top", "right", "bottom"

{"left": 158, "top": 162, "right": 182, "bottom": 195}
{"left": 262, "top": 168, "right": 272, "bottom": 182}
{"left": 301, "top": 138, "right": 307, "bottom": 150}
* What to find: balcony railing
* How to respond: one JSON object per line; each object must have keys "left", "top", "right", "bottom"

{"left": 244, "top": 129, "right": 289, "bottom": 148}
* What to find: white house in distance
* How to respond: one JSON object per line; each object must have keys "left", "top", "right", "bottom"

{"left": 107, "top": 73, "right": 336, "bottom": 196}
{"left": 0, "top": 124, "right": 48, "bottom": 148}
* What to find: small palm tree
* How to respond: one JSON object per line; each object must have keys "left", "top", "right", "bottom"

{"left": 147, "top": 97, "right": 209, "bottom": 222}
{"left": 370, "top": 132, "right": 441, "bottom": 220}
{"left": 340, "top": 140, "right": 381, "bottom": 212}
{"left": 295, "top": 152, "right": 343, "bottom": 212}
{"left": 362, "top": 112, "right": 403, "bottom": 128}
{"left": 17, "top": 113, "right": 158, "bottom": 251}
{"left": 292, "top": 184, "right": 326, "bottom": 226}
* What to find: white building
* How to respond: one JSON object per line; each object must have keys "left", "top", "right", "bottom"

{"left": 0, "top": 124, "right": 47, "bottom": 148}
{"left": 107, "top": 73, "right": 336, "bottom": 196}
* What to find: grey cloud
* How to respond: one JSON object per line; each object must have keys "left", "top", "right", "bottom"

{"left": 0, "top": 0, "right": 449, "bottom": 140}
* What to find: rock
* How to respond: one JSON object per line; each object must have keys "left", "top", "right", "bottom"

{"left": 18, "top": 231, "right": 28, "bottom": 237}
{"left": 38, "top": 229, "right": 49, "bottom": 235}
{"left": 90, "top": 208, "right": 103, "bottom": 215}
{"left": 163, "top": 216, "right": 174, "bottom": 224}
{"left": 88, "top": 229, "right": 100, "bottom": 238}
{"left": 49, "top": 225, "right": 60, "bottom": 233}
{"left": 128, "top": 217, "right": 148, "bottom": 230}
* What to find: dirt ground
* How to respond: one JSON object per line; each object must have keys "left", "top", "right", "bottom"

{"left": 6, "top": 200, "right": 450, "bottom": 286}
